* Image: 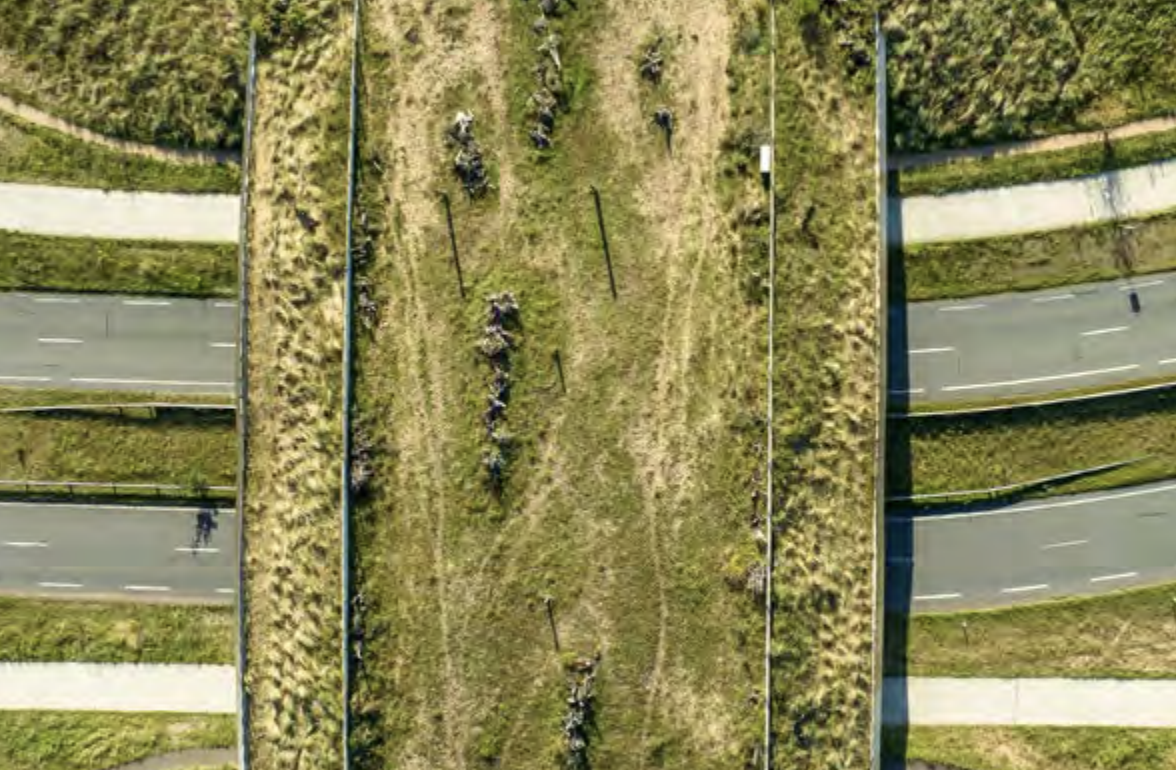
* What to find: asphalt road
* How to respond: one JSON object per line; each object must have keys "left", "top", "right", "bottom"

{"left": 0, "top": 292, "right": 236, "bottom": 394}
{"left": 886, "top": 480, "right": 1176, "bottom": 612}
{"left": 892, "top": 272, "right": 1176, "bottom": 404}
{"left": 0, "top": 501, "right": 235, "bottom": 603}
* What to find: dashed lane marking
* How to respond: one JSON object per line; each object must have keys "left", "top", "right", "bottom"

{"left": 1001, "top": 583, "right": 1049, "bottom": 594}
{"left": 1041, "top": 539, "right": 1088, "bottom": 550}
{"left": 1090, "top": 571, "right": 1139, "bottom": 583}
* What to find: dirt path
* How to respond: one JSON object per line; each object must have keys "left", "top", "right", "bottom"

{"left": 0, "top": 93, "right": 240, "bottom": 166}
{"left": 891, "top": 115, "right": 1176, "bottom": 170}
{"left": 103, "top": 748, "right": 235, "bottom": 770}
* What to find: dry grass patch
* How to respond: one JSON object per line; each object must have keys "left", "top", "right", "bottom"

{"left": 241, "top": 3, "right": 353, "bottom": 769}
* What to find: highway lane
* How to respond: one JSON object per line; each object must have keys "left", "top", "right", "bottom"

{"left": 891, "top": 272, "right": 1176, "bottom": 403}
{"left": 0, "top": 292, "right": 236, "bottom": 394}
{"left": 0, "top": 502, "right": 235, "bottom": 603}
{"left": 886, "top": 480, "right": 1176, "bottom": 612}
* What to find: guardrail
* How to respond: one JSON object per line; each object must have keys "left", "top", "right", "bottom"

{"left": 0, "top": 402, "right": 234, "bottom": 415}
{"left": 0, "top": 478, "right": 235, "bottom": 496}
{"left": 892, "top": 379, "right": 1176, "bottom": 419}
{"left": 870, "top": 13, "right": 889, "bottom": 770}
{"left": 340, "top": 1, "right": 363, "bottom": 767}
{"left": 762, "top": 2, "right": 778, "bottom": 767}
{"left": 885, "top": 456, "right": 1150, "bottom": 506}
{"left": 234, "top": 30, "right": 259, "bottom": 770}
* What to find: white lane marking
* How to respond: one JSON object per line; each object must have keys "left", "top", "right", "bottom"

{"left": 124, "top": 585, "right": 172, "bottom": 592}
{"left": 1001, "top": 583, "right": 1049, "bottom": 594}
{"left": 38, "top": 581, "right": 82, "bottom": 589}
{"left": 213, "top": 302, "right": 237, "bottom": 308}
{"left": 70, "top": 377, "right": 234, "bottom": 388}
{"left": 175, "top": 547, "right": 220, "bottom": 554}
{"left": 215, "top": 588, "right": 235, "bottom": 594}
{"left": 889, "top": 388, "right": 925, "bottom": 395}
{"left": 1122, "top": 280, "right": 1164, "bottom": 290}
{"left": 890, "top": 481, "right": 1176, "bottom": 523}
{"left": 937, "top": 304, "right": 986, "bottom": 312}
{"left": 38, "top": 337, "right": 83, "bottom": 345}
{"left": 0, "top": 501, "right": 235, "bottom": 513}
{"left": 209, "top": 342, "right": 236, "bottom": 349}
{"left": 122, "top": 300, "right": 172, "bottom": 307}
{"left": 3, "top": 541, "right": 47, "bottom": 548}
{"left": 1032, "top": 293, "right": 1075, "bottom": 303}
{"left": 1159, "top": 358, "right": 1176, "bottom": 366}
{"left": 33, "top": 297, "right": 81, "bottom": 304}
{"left": 1081, "top": 326, "right": 1129, "bottom": 337}
{"left": 914, "top": 592, "right": 962, "bottom": 601}
{"left": 1090, "top": 571, "right": 1139, "bottom": 583}
{"left": 941, "top": 364, "right": 1140, "bottom": 392}
{"left": 1041, "top": 539, "right": 1088, "bottom": 550}
{"left": 0, "top": 375, "right": 51, "bottom": 383}
{"left": 910, "top": 347, "right": 955, "bottom": 355}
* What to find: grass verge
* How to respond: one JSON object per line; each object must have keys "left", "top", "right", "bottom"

{"left": 885, "top": 583, "right": 1176, "bottom": 679}
{"left": 885, "top": 726, "right": 1176, "bottom": 770}
{"left": 351, "top": 1, "right": 764, "bottom": 768}
{"left": 901, "top": 377, "right": 1176, "bottom": 416}
{"left": 898, "top": 127, "right": 1176, "bottom": 197}
{"left": 885, "top": 0, "right": 1176, "bottom": 152}
{"left": 888, "top": 386, "right": 1176, "bottom": 501}
{"left": 0, "top": 112, "right": 239, "bottom": 193}
{"left": 240, "top": 3, "right": 351, "bottom": 768}
{"left": 0, "top": 712, "right": 234, "bottom": 770}
{"left": 0, "top": 388, "right": 231, "bottom": 410}
{"left": 0, "top": 0, "right": 245, "bottom": 150}
{"left": 898, "top": 209, "right": 1176, "bottom": 302}
{"left": 0, "top": 230, "right": 236, "bottom": 297}
{"left": 0, "top": 596, "right": 232, "bottom": 664}
{"left": 0, "top": 406, "right": 235, "bottom": 489}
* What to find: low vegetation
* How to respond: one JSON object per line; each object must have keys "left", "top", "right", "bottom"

{"left": 898, "top": 127, "right": 1176, "bottom": 197}
{"left": 0, "top": 712, "right": 234, "bottom": 770}
{"left": 240, "top": 1, "right": 351, "bottom": 768}
{"left": 0, "top": 112, "right": 239, "bottom": 193}
{"left": 888, "top": 387, "right": 1176, "bottom": 500}
{"left": 0, "top": 388, "right": 231, "bottom": 410}
{"left": 0, "top": 230, "right": 236, "bottom": 297}
{"left": 885, "top": 0, "right": 1176, "bottom": 151}
{"left": 0, "top": 0, "right": 245, "bottom": 149}
{"left": 0, "top": 596, "right": 232, "bottom": 664}
{"left": 0, "top": 407, "right": 234, "bottom": 489}
{"left": 898, "top": 210, "right": 1176, "bottom": 302}
{"left": 886, "top": 726, "right": 1176, "bottom": 770}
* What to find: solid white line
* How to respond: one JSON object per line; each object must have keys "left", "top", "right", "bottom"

{"left": 889, "top": 388, "right": 926, "bottom": 395}
{"left": 3, "top": 541, "right": 47, "bottom": 548}
{"left": 1122, "top": 280, "right": 1164, "bottom": 290}
{"left": 1031, "top": 293, "right": 1075, "bottom": 303}
{"left": 1081, "top": 326, "right": 1129, "bottom": 337}
{"left": 124, "top": 585, "right": 171, "bottom": 592}
{"left": 32, "top": 297, "right": 81, "bottom": 304}
{"left": 122, "top": 300, "right": 172, "bottom": 307}
{"left": 175, "top": 547, "right": 220, "bottom": 554}
{"left": 942, "top": 364, "right": 1140, "bottom": 392}
{"left": 0, "top": 501, "right": 235, "bottom": 514}
{"left": 910, "top": 347, "right": 955, "bottom": 355}
{"left": 937, "top": 304, "right": 986, "bottom": 312}
{"left": 37, "top": 582, "right": 82, "bottom": 589}
{"left": 70, "top": 377, "right": 233, "bottom": 388}
{"left": 1041, "top": 539, "right": 1088, "bottom": 550}
{"left": 209, "top": 342, "right": 236, "bottom": 349}
{"left": 1001, "top": 583, "right": 1049, "bottom": 594}
{"left": 1090, "top": 571, "right": 1138, "bottom": 583}
{"left": 891, "top": 481, "right": 1176, "bottom": 523}
{"left": 215, "top": 588, "right": 234, "bottom": 594}
{"left": 914, "top": 592, "right": 962, "bottom": 601}
{"left": 37, "top": 338, "right": 83, "bottom": 345}
{"left": 0, "top": 375, "right": 51, "bottom": 383}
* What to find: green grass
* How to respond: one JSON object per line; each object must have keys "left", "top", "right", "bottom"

{"left": 886, "top": 0, "right": 1176, "bottom": 152}
{"left": 0, "top": 388, "right": 231, "bottom": 410}
{"left": 888, "top": 386, "right": 1176, "bottom": 501}
{"left": 0, "top": 112, "right": 239, "bottom": 193}
{"left": 885, "top": 726, "right": 1176, "bottom": 770}
{"left": 0, "top": 230, "right": 236, "bottom": 297}
{"left": 0, "top": 596, "right": 233, "bottom": 664}
{"left": 0, "top": 406, "right": 235, "bottom": 490}
{"left": 898, "top": 126, "right": 1176, "bottom": 197}
{"left": 0, "top": 712, "right": 234, "bottom": 770}
{"left": 898, "top": 209, "right": 1176, "bottom": 302}
{"left": 885, "top": 583, "right": 1176, "bottom": 679}
{"left": 0, "top": 0, "right": 245, "bottom": 150}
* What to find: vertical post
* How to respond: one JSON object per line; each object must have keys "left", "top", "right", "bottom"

{"left": 763, "top": 2, "right": 777, "bottom": 768}
{"left": 440, "top": 192, "right": 466, "bottom": 299}
{"left": 544, "top": 595, "right": 561, "bottom": 652}
{"left": 960, "top": 620, "right": 969, "bottom": 647}
{"left": 588, "top": 185, "right": 618, "bottom": 299}
{"left": 553, "top": 349, "right": 566, "bottom": 394}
